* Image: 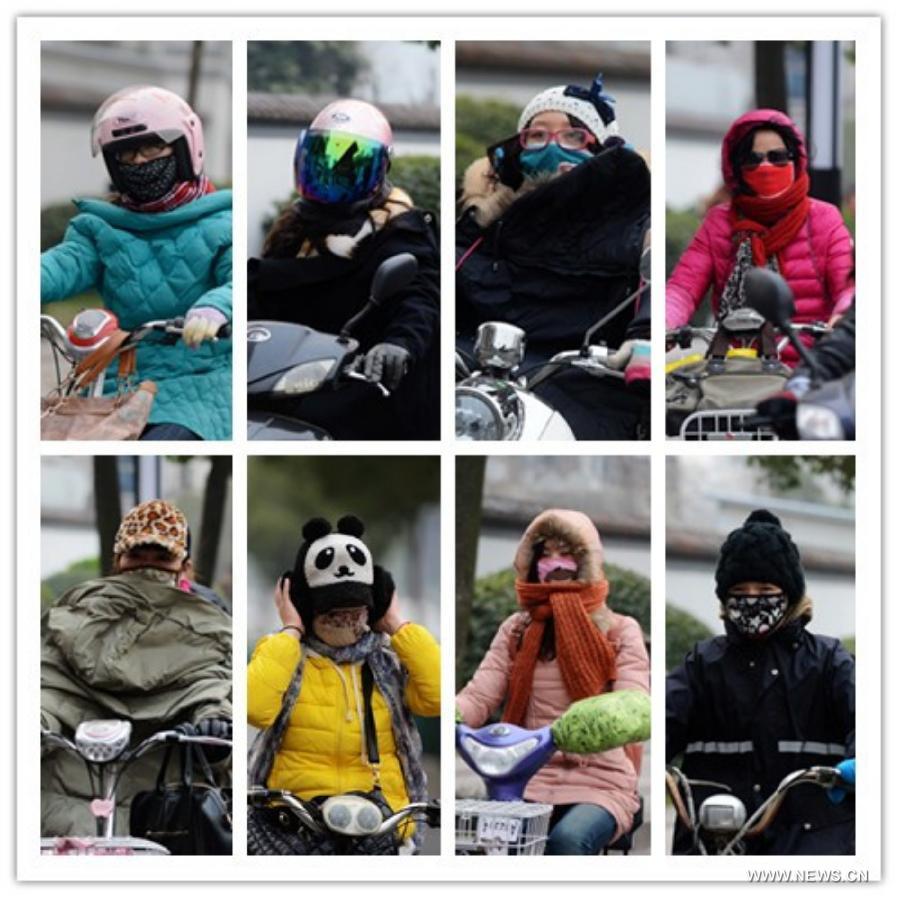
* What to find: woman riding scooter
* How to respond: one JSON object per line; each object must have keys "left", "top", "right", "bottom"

{"left": 248, "top": 99, "right": 440, "bottom": 440}
{"left": 456, "top": 74, "right": 651, "bottom": 440}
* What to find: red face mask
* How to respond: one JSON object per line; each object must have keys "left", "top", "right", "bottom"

{"left": 743, "top": 163, "right": 794, "bottom": 198}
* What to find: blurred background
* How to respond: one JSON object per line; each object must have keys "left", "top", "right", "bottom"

{"left": 456, "top": 41, "right": 650, "bottom": 186}
{"left": 41, "top": 455, "right": 233, "bottom": 611}
{"left": 666, "top": 41, "right": 856, "bottom": 321}
{"left": 40, "top": 40, "right": 233, "bottom": 325}
{"left": 246, "top": 455, "right": 441, "bottom": 854}
{"left": 247, "top": 41, "right": 440, "bottom": 256}
{"left": 456, "top": 455, "right": 651, "bottom": 855}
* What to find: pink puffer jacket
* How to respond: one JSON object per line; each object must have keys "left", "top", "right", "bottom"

{"left": 666, "top": 109, "right": 855, "bottom": 334}
{"left": 456, "top": 510, "right": 650, "bottom": 839}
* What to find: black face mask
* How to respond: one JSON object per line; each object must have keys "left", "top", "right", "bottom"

{"left": 724, "top": 592, "right": 788, "bottom": 638}
{"left": 117, "top": 155, "right": 178, "bottom": 203}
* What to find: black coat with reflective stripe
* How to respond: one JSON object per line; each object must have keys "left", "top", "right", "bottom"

{"left": 666, "top": 617, "right": 855, "bottom": 855}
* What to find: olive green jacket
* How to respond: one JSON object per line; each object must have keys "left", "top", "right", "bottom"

{"left": 40, "top": 571, "right": 232, "bottom": 837}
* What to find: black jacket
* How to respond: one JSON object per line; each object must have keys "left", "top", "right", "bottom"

{"left": 666, "top": 616, "right": 855, "bottom": 855}
{"left": 249, "top": 209, "right": 440, "bottom": 439}
{"left": 456, "top": 146, "right": 650, "bottom": 352}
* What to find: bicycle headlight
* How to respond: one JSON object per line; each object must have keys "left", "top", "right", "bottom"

{"left": 456, "top": 382, "right": 523, "bottom": 441}
{"left": 321, "top": 795, "right": 384, "bottom": 836}
{"left": 796, "top": 403, "right": 844, "bottom": 440}
{"left": 698, "top": 795, "right": 747, "bottom": 833}
{"left": 460, "top": 736, "right": 539, "bottom": 777}
{"left": 272, "top": 359, "right": 336, "bottom": 395}
{"left": 74, "top": 720, "right": 132, "bottom": 762}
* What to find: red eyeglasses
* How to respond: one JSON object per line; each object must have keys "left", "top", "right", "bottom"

{"left": 741, "top": 149, "right": 794, "bottom": 170}
{"left": 519, "top": 127, "right": 597, "bottom": 152}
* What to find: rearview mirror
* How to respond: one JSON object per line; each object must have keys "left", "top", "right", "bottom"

{"left": 370, "top": 253, "right": 419, "bottom": 306}
{"left": 744, "top": 267, "right": 795, "bottom": 327}
{"left": 639, "top": 246, "right": 651, "bottom": 284}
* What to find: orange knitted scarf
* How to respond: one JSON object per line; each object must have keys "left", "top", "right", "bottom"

{"left": 503, "top": 579, "right": 616, "bottom": 726}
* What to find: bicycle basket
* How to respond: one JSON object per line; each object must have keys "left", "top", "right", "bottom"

{"left": 455, "top": 799, "right": 553, "bottom": 856}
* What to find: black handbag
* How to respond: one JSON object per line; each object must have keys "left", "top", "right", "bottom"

{"left": 131, "top": 742, "right": 232, "bottom": 855}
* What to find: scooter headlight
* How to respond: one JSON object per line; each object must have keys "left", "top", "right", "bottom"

{"left": 460, "top": 735, "right": 539, "bottom": 777}
{"left": 456, "top": 389, "right": 504, "bottom": 440}
{"left": 796, "top": 403, "right": 844, "bottom": 440}
{"left": 698, "top": 794, "right": 747, "bottom": 834}
{"left": 321, "top": 795, "right": 384, "bottom": 836}
{"left": 272, "top": 359, "right": 336, "bottom": 395}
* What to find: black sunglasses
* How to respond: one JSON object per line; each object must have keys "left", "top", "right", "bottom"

{"left": 741, "top": 149, "right": 794, "bottom": 170}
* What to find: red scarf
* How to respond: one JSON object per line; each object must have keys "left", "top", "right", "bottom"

{"left": 503, "top": 579, "right": 617, "bottom": 726}
{"left": 121, "top": 176, "right": 215, "bottom": 213}
{"left": 730, "top": 171, "right": 810, "bottom": 268}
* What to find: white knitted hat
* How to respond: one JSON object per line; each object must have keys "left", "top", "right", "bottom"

{"left": 517, "top": 74, "right": 620, "bottom": 145}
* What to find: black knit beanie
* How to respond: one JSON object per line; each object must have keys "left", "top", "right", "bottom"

{"left": 715, "top": 509, "right": 806, "bottom": 605}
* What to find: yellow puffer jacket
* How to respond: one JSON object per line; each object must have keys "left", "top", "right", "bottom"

{"left": 248, "top": 624, "right": 440, "bottom": 817}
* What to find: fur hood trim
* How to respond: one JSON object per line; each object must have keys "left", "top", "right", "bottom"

{"left": 460, "top": 156, "right": 546, "bottom": 229}
{"left": 513, "top": 509, "right": 605, "bottom": 583}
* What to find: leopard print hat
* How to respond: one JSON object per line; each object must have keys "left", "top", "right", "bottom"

{"left": 113, "top": 499, "right": 189, "bottom": 563}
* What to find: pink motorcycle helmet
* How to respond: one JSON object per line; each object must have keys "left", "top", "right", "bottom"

{"left": 294, "top": 99, "right": 393, "bottom": 206}
{"left": 90, "top": 85, "right": 204, "bottom": 192}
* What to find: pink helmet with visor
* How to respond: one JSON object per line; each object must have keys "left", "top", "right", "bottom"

{"left": 294, "top": 99, "right": 394, "bottom": 206}
{"left": 91, "top": 85, "right": 205, "bottom": 187}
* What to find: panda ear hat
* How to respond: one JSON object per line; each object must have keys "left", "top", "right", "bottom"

{"left": 289, "top": 514, "right": 376, "bottom": 629}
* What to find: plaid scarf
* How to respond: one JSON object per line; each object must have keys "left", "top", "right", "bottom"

{"left": 121, "top": 175, "right": 215, "bottom": 213}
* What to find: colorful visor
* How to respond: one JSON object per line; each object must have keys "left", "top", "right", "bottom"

{"left": 294, "top": 129, "right": 389, "bottom": 204}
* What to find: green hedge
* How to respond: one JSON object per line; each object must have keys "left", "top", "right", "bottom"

{"left": 455, "top": 94, "right": 520, "bottom": 188}
{"left": 41, "top": 557, "right": 100, "bottom": 613}
{"left": 458, "top": 564, "right": 650, "bottom": 690}
{"left": 665, "top": 603, "right": 714, "bottom": 672}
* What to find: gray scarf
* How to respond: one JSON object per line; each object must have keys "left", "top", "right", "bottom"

{"left": 248, "top": 630, "right": 427, "bottom": 844}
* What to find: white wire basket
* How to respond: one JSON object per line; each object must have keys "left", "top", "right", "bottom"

{"left": 455, "top": 799, "right": 554, "bottom": 855}
{"left": 679, "top": 408, "right": 779, "bottom": 441}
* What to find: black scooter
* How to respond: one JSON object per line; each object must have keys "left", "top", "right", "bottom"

{"left": 247, "top": 254, "right": 419, "bottom": 440}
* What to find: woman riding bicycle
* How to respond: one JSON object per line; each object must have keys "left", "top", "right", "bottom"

{"left": 456, "top": 74, "right": 651, "bottom": 439}
{"left": 247, "top": 515, "right": 440, "bottom": 854}
{"left": 456, "top": 509, "right": 650, "bottom": 855}
{"left": 248, "top": 100, "right": 440, "bottom": 440}
{"left": 40, "top": 85, "right": 232, "bottom": 440}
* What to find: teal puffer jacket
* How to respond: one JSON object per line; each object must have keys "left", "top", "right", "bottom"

{"left": 41, "top": 191, "right": 233, "bottom": 440}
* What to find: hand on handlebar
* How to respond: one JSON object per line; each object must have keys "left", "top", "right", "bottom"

{"left": 183, "top": 307, "right": 229, "bottom": 347}
{"left": 827, "top": 758, "right": 856, "bottom": 804}
{"left": 608, "top": 339, "right": 651, "bottom": 393}
{"left": 363, "top": 343, "right": 410, "bottom": 391}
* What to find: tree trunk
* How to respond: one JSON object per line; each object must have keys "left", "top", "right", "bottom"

{"left": 755, "top": 41, "right": 788, "bottom": 111}
{"left": 187, "top": 41, "right": 204, "bottom": 107}
{"left": 455, "top": 456, "right": 486, "bottom": 677}
{"left": 93, "top": 457, "right": 122, "bottom": 576}
{"left": 196, "top": 456, "right": 231, "bottom": 586}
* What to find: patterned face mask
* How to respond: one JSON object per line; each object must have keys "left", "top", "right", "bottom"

{"left": 725, "top": 592, "right": 788, "bottom": 637}
{"left": 312, "top": 606, "right": 370, "bottom": 648}
{"left": 118, "top": 155, "right": 178, "bottom": 203}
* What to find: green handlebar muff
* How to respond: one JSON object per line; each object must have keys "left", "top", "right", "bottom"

{"left": 551, "top": 690, "right": 651, "bottom": 754}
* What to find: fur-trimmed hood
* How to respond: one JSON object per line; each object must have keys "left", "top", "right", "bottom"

{"left": 460, "top": 156, "right": 544, "bottom": 229}
{"left": 513, "top": 509, "right": 605, "bottom": 583}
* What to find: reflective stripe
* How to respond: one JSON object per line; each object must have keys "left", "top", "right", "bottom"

{"left": 778, "top": 741, "right": 846, "bottom": 755}
{"left": 685, "top": 740, "right": 754, "bottom": 754}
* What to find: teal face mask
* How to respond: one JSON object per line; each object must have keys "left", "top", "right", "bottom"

{"left": 519, "top": 144, "right": 592, "bottom": 178}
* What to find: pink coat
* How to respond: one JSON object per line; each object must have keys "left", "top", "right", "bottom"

{"left": 666, "top": 109, "right": 855, "bottom": 341}
{"left": 456, "top": 510, "right": 650, "bottom": 839}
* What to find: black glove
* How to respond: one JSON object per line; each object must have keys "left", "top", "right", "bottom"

{"left": 486, "top": 133, "right": 524, "bottom": 190}
{"left": 194, "top": 718, "right": 233, "bottom": 764}
{"left": 756, "top": 391, "right": 799, "bottom": 440}
{"left": 364, "top": 343, "right": 410, "bottom": 390}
